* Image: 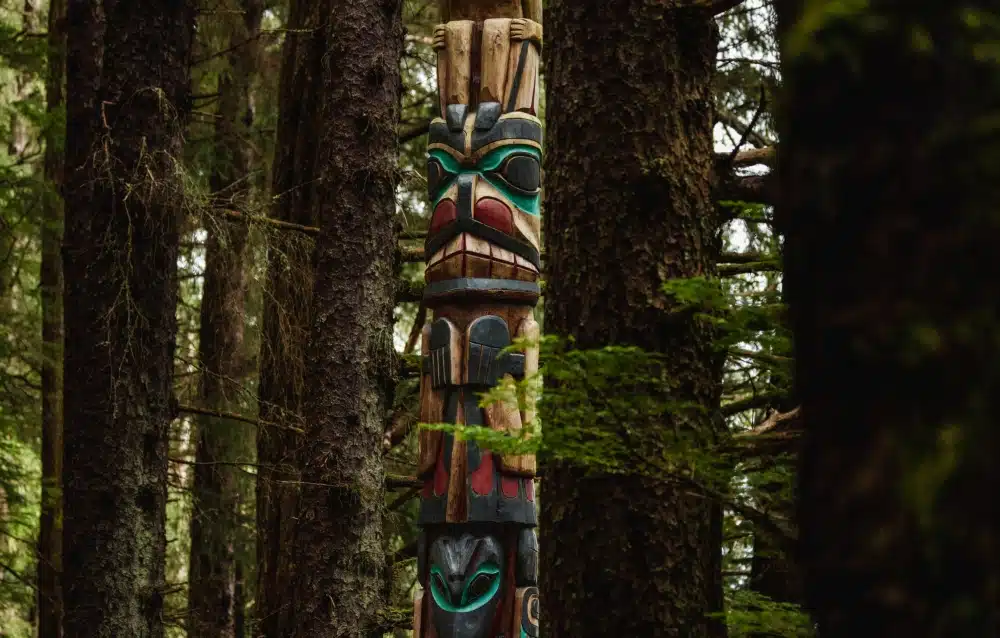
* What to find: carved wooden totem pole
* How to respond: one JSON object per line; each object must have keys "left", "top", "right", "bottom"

{"left": 413, "top": 1, "right": 542, "bottom": 637}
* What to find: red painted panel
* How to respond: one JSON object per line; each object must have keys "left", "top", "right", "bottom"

{"left": 501, "top": 475, "right": 519, "bottom": 499}
{"left": 474, "top": 197, "right": 514, "bottom": 235}
{"left": 471, "top": 451, "right": 495, "bottom": 495}
{"left": 422, "top": 479, "right": 433, "bottom": 499}
{"left": 430, "top": 199, "right": 457, "bottom": 234}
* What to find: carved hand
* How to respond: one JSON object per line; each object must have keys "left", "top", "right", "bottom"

{"left": 509, "top": 18, "right": 542, "bottom": 48}
{"left": 432, "top": 24, "right": 447, "bottom": 50}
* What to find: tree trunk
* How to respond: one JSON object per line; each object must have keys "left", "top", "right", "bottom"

{"left": 187, "top": 2, "right": 262, "bottom": 636}
{"left": 37, "top": 0, "right": 66, "bottom": 636}
{"left": 779, "top": 2, "right": 1000, "bottom": 635}
{"left": 62, "top": 0, "right": 195, "bottom": 636}
{"left": 539, "top": 2, "right": 725, "bottom": 637}
{"left": 283, "top": 0, "right": 402, "bottom": 634}
{"left": 255, "top": 0, "right": 324, "bottom": 633}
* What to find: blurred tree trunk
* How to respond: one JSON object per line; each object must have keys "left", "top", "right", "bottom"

{"left": 187, "top": 2, "right": 263, "bottom": 636}
{"left": 62, "top": 0, "right": 195, "bottom": 635}
{"left": 255, "top": 0, "right": 323, "bottom": 634}
{"left": 539, "top": 1, "right": 726, "bottom": 637}
{"left": 283, "top": 0, "right": 401, "bottom": 634}
{"left": 779, "top": 1, "right": 1000, "bottom": 634}
{"left": 37, "top": 0, "right": 66, "bottom": 635}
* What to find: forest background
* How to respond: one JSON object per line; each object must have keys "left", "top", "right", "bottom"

{"left": 3, "top": 0, "right": 800, "bottom": 635}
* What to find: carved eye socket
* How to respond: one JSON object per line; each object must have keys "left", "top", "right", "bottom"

{"left": 427, "top": 158, "right": 451, "bottom": 199}
{"left": 496, "top": 154, "right": 540, "bottom": 193}
{"left": 463, "top": 570, "right": 498, "bottom": 605}
{"left": 431, "top": 571, "right": 451, "bottom": 605}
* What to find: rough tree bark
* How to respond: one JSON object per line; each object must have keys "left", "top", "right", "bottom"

{"left": 187, "top": 1, "right": 263, "bottom": 636}
{"left": 779, "top": 2, "right": 1000, "bottom": 635}
{"left": 283, "top": 0, "right": 402, "bottom": 634}
{"left": 539, "top": 2, "right": 726, "bottom": 637}
{"left": 62, "top": 0, "right": 195, "bottom": 636}
{"left": 37, "top": 0, "right": 66, "bottom": 635}
{"left": 255, "top": 0, "right": 325, "bottom": 634}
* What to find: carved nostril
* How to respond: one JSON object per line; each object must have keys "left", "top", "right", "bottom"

{"left": 430, "top": 199, "right": 457, "bottom": 233}
{"left": 474, "top": 197, "right": 513, "bottom": 235}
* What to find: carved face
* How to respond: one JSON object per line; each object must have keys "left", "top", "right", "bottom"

{"left": 423, "top": 112, "right": 543, "bottom": 302}
{"left": 428, "top": 533, "right": 505, "bottom": 638}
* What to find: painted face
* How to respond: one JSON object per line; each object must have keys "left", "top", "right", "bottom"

{"left": 428, "top": 533, "right": 505, "bottom": 638}
{"left": 423, "top": 112, "right": 543, "bottom": 303}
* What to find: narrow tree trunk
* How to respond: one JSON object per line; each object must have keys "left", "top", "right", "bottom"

{"left": 62, "top": 0, "right": 195, "bottom": 635}
{"left": 284, "top": 0, "right": 402, "bottom": 634}
{"left": 38, "top": 0, "right": 66, "bottom": 636}
{"left": 187, "top": 2, "right": 262, "bottom": 636}
{"left": 255, "top": 0, "right": 323, "bottom": 633}
{"left": 540, "top": 2, "right": 725, "bottom": 637}
{"left": 779, "top": 2, "right": 1000, "bottom": 635}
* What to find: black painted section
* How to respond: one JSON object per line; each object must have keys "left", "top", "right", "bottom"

{"left": 463, "top": 391, "right": 485, "bottom": 426}
{"left": 429, "top": 318, "right": 458, "bottom": 389}
{"left": 445, "top": 103, "right": 468, "bottom": 132}
{"left": 474, "top": 101, "right": 502, "bottom": 130}
{"left": 467, "top": 439, "right": 482, "bottom": 474}
{"left": 427, "top": 157, "right": 447, "bottom": 199}
{"left": 429, "top": 119, "right": 467, "bottom": 155}
{"left": 467, "top": 315, "right": 511, "bottom": 387}
{"left": 425, "top": 215, "right": 541, "bottom": 267}
{"left": 516, "top": 529, "right": 539, "bottom": 586}
{"left": 419, "top": 495, "right": 448, "bottom": 526}
{"left": 499, "top": 154, "right": 541, "bottom": 192}
{"left": 456, "top": 173, "right": 474, "bottom": 220}
{"left": 418, "top": 530, "right": 428, "bottom": 583}
{"left": 505, "top": 41, "right": 532, "bottom": 113}
{"left": 424, "top": 277, "right": 541, "bottom": 300}
{"left": 471, "top": 115, "right": 542, "bottom": 153}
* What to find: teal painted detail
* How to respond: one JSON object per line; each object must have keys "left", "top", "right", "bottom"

{"left": 429, "top": 563, "right": 502, "bottom": 613}
{"left": 429, "top": 145, "right": 541, "bottom": 216}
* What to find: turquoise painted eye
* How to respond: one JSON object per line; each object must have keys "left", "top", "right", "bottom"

{"left": 429, "top": 563, "right": 501, "bottom": 613}
{"left": 430, "top": 568, "right": 451, "bottom": 605}
{"left": 461, "top": 563, "right": 501, "bottom": 607}
{"left": 463, "top": 571, "right": 497, "bottom": 605}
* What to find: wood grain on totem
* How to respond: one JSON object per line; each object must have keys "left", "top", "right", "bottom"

{"left": 432, "top": 302, "right": 533, "bottom": 335}
{"left": 413, "top": 589, "right": 424, "bottom": 638}
{"left": 485, "top": 374, "right": 535, "bottom": 477}
{"left": 446, "top": 407, "right": 469, "bottom": 522}
{"left": 425, "top": 251, "right": 539, "bottom": 283}
{"left": 443, "top": 21, "right": 474, "bottom": 109}
{"left": 480, "top": 19, "right": 511, "bottom": 105}
{"left": 510, "top": 17, "right": 543, "bottom": 48}
{"left": 511, "top": 316, "right": 539, "bottom": 475}
{"left": 441, "top": 0, "right": 523, "bottom": 22}
{"left": 504, "top": 42, "right": 539, "bottom": 114}
{"left": 418, "top": 323, "right": 444, "bottom": 476}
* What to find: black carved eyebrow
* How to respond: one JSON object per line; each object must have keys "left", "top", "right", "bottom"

{"left": 428, "top": 120, "right": 467, "bottom": 156}
{"left": 471, "top": 117, "right": 542, "bottom": 153}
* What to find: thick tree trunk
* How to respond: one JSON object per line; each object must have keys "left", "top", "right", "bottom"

{"left": 37, "top": 0, "right": 66, "bottom": 636}
{"left": 187, "top": 2, "right": 262, "bottom": 636}
{"left": 539, "top": 2, "right": 725, "bottom": 637}
{"left": 779, "top": 2, "right": 1000, "bottom": 635}
{"left": 62, "top": 0, "right": 195, "bottom": 636}
{"left": 255, "top": 0, "right": 323, "bottom": 634}
{"left": 284, "top": 0, "right": 402, "bottom": 635}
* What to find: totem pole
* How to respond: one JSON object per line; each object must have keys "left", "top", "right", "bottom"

{"left": 413, "top": 1, "right": 542, "bottom": 637}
